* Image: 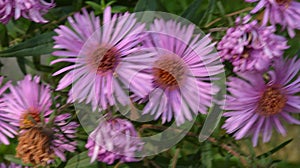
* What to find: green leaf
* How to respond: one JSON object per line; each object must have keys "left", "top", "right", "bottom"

{"left": 106, "top": 0, "right": 116, "bottom": 7}
{"left": 86, "top": 1, "right": 102, "bottom": 12}
{"left": 199, "top": 0, "right": 216, "bottom": 26}
{"left": 16, "top": 57, "right": 27, "bottom": 74}
{"left": 201, "top": 142, "right": 213, "bottom": 168}
{"left": 72, "top": 0, "right": 84, "bottom": 11}
{"left": 275, "top": 161, "right": 300, "bottom": 168}
{"left": 112, "top": 6, "right": 129, "bottom": 13}
{"left": 44, "top": 6, "right": 74, "bottom": 21}
{"left": 134, "top": 0, "right": 166, "bottom": 12}
{"left": 181, "top": 0, "right": 205, "bottom": 24}
{"left": 65, "top": 151, "right": 97, "bottom": 168}
{"left": 256, "top": 139, "right": 293, "bottom": 159}
{"left": 212, "top": 157, "right": 240, "bottom": 168}
{"left": 160, "top": 0, "right": 190, "bottom": 14}
{"left": 6, "top": 19, "right": 31, "bottom": 38}
{"left": 0, "top": 24, "right": 8, "bottom": 47}
{"left": 286, "top": 33, "right": 300, "bottom": 58}
{"left": 0, "top": 32, "right": 55, "bottom": 57}
{"left": 4, "top": 155, "right": 32, "bottom": 166}
{"left": 169, "top": 148, "right": 181, "bottom": 168}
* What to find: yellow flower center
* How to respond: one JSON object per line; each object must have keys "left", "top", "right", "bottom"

{"left": 20, "top": 108, "right": 41, "bottom": 129}
{"left": 152, "top": 55, "right": 187, "bottom": 89}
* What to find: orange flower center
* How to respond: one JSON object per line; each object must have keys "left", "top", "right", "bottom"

{"left": 152, "top": 55, "right": 187, "bottom": 89}
{"left": 276, "top": 0, "right": 292, "bottom": 6}
{"left": 86, "top": 45, "right": 120, "bottom": 75}
{"left": 257, "top": 87, "right": 287, "bottom": 116}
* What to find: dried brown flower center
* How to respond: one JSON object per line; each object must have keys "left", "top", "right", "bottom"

{"left": 276, "top": 0, "right": 291, "bottom": 6}
{"left": 257, "top": 87, "right": 287, "bottom": 116}
{"left": 16, "top": 127, "right": 55, "bottom": 166}
{"left": 86, "top": 45, "right": 120, "bottom": 75}
{"left": 152, "top": 55, "right": 187, "bottom": 89}
{"left": 20, "top": 108, "right": 41, "bottom": 129}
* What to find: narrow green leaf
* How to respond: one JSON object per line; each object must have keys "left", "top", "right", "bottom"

{"left": 0, "top": 24, "right": 9, "bottom": 47}
{"left": 16, "top": 57, "right": 27, "bottom": 74}
{"left": 181, "top": 0, "right": 204, "bottom": 24}
{"left": 106, "top": 0, "right": 116, "bottom": 7}
{"left": 217, "top": 1, "right": 233, "bottom": 26}
{"left": 134, "top": 0, "right": 166, "bottom": 12}
{"left": 0, "top": 32, "right": 55, "bottom": 57}
{"left": 72, "top": 0, "right": 83, "bottom": 10}
{"left": 6, "top": 20, "right": 30, "bottom": 38}
{"left": 0, "top": 43, "right": 54, "bottom": 57}
{"left": 32, "top": 55, "right": 41, "bottom": 69}
{"left": 199, "top": 0, "right": 216, "bottom": 25}
{"left": 65, "top": 151, "right": 97, "bottom": 168}
{"left": 44, "top": 6, "right": 74, "bottom": 21}
{"left": 4, "top": 155, "right": 32, "bottom": 166}
{"left": 18, "top": 57, "right": 52, "bottom": 72}
{"left": 169, "top": 148, "right": 180, "bottom": 168}
{"left": 86, "top": 1, "right": 102, "bottom": 11}
{"left": 286, "top": 34, "right": 300, "bottom": 58}
{"left": 256, "top": 139, "right": 293, "bottom": 159}
{"left": 112, "top": 6, "right": 129, "bottom": 13}
{"left": 201, "top": 142, "right": 213, "bottom": 168}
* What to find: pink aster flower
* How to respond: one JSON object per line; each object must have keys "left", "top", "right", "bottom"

{"left": 85, "top": 117, "right": 143, "bottom": 164}
{"left": 0, "top": 76, "right": 17, "bottom": 145}
{"left": 141, "top": 19, "right": 223, "bottom": 125}
{"left": 0, "top": 0, "right": 55, "bottom": 24}
{"left": 217, "top": 15, "right": 289, "bottom": 72}
{"left": 222, "top": 57, "right": 300, "bottom": 146}
{"left": 246, "top": 0, "right": 300, "bottom": 37}
{"left": 1, "top": 75, "right": 78, "bottom": 166}
{"left": 52, "top": 7, "right": 154, "bottom": 111}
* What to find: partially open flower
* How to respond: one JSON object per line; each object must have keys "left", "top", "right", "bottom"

{"left": 2, "top": 75, "right": 78, "bottom": 166}
{"left": 86, "top": 118, "right": 143, "bottom": 164}
{"left": 217, "top": 16, "right": 288, "bottom": 72}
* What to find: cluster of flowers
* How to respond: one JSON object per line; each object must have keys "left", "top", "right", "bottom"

{"left": 50, "top": 5, "right": 222, "bottom": 165}
{"left": 0, "top": 4, "right": 223, "bottom": 166}
{"left": 0, "top": 0, "right": 299, "bottom": 167}
{"left": 219, "top": 0, "right": 300, "bottom": 146}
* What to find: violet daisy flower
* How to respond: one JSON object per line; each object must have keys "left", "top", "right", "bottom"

{"left": 0, "top": 76, "right": 17, "bottom": 145}
{"left": 222, "top": 57, "right": 300, "bottom": 146}
{"left": 246, "top": 0, "right": 300, "bottom": 37}
{"left": 217, "top": 16, "right": 288, "bottom": 72}
{"left": 85, "top": 117, "right": 143, "bottom": 164}
{"left": 52, "top": 7, "right": 154, "bottom": 111}
{"left": 0, "top": 0, "right": 55, "bottom": 24}
{"left": 141, "top": 19, "right": 223, "bottom": 126}
{"left": 2, "top": 75, "right": 78, "bottom": 166}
